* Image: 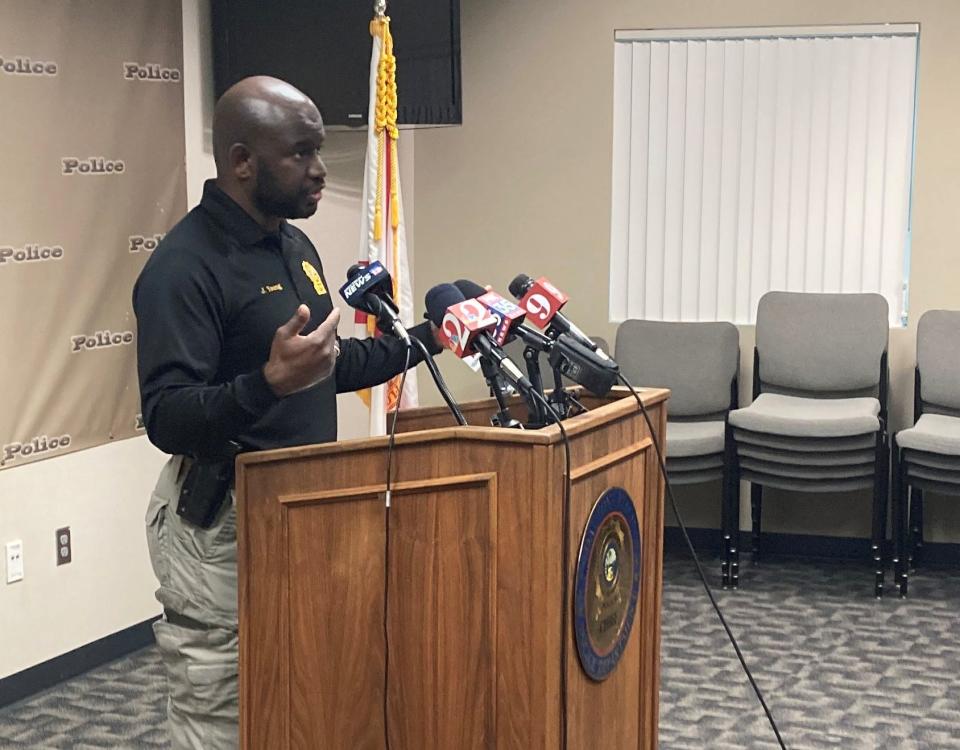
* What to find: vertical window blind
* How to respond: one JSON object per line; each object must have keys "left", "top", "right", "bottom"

{"left": 609, "top": 25, "right": 919, "bottom": 326}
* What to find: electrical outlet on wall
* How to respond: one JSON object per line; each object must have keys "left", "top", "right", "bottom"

{"left": 6, "top": 540, "right": 24, "bottom": 583}
{"left": 56, "top": 527, "right": 72, "bottom": 565}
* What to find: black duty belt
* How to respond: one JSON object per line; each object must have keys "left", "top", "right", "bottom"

{"left": 163, "top": 608, "right": 213, "bottom": 630}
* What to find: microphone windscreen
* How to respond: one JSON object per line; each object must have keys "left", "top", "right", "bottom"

{"left": 424, "top": 283, "right": 466, "bottom": 327}
{"left": 508, "top": 273, "right": 533, "bottom": 299}
{"left": 453, "top": 279, "right": 487, "bottom": 299}
{"left": 346, "top": 263, "right": 364, "bottom": 279}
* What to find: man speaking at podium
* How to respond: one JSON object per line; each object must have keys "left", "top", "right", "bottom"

{"left": 133, "top": 76, "right": 441, "bottom": 749}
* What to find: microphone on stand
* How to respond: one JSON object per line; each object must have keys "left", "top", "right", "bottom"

{"left": 424, "top": 283, "right": 535, "bottom": 428}
{"left": 340, "top": 263, "right": 467, "bottom": 426}
{"left": 508, "top": 273, "right": 608, "bottom": 357}
{"left": 339, "top": 261, "right": 410, "bottom": 343}
{"left": 452, "top": 279, "right": 548, "bottom": 424}
{"left": 456, "top": 279, "right": 618, "bottom": 397}
{"left": 424, "top": 284, "right": 534, "bottom": 392}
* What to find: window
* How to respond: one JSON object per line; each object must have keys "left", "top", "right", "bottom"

{"left": 609, "top": 25, "right": 919, "bottom": 326}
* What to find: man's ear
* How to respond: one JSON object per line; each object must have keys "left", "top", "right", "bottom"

{"left": 229, "top": 142, "right": 254, "bottom": 182}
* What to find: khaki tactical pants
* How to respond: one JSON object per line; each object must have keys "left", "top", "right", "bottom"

{"left": 145, "top": 455, "right": 239, "bottom": 750}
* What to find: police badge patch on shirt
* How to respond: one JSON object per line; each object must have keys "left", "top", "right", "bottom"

{"left": 301, "top": 261, "right": 327, "bottom": 296}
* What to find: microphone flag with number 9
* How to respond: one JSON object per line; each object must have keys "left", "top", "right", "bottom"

{"left": 518, "top": 277, "right": 569, "bottom": 330}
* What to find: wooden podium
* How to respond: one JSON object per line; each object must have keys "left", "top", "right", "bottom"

{"left": 235, "top": 387, "right": 668, "bottom": 749}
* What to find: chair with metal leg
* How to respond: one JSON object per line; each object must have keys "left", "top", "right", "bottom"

{"left": 615, "top": 320, "right": 740, "bottom": 587}
{"left": 727, "top": 292, "right": 890, "bottom": 597}
{"left": 892, "top": 310, "right": 960, "bottom": 597}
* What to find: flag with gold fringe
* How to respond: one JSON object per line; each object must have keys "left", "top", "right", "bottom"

{"left": 355, "top": 8, "right": 418, "bottom": 436}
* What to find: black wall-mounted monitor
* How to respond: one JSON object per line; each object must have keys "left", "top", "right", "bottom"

{"left": 211, "top": 0, "right": 462, "bottom": 127}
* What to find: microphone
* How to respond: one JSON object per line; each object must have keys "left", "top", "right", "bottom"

{"left": 549, "top": 334, "right": 619, "bottom": 396}
{"left": 424, "top": 283, "right": 534, "bottom": 395}
{"left": 508, "top": 273, "right": 606, "bottom": 356}
{"left": 342, "top": 265, "right": 467, "bottom": 426}
{"left": 454, "top": 279, "right": 556, "bottom": 352}
{"left": 339, "top": 261, "right": 410, "bottom": 343}
{"left": 453, "top": 279, "right": 551, "bottom": 424}
{"left": 454, "top": 279, "right": 616, "bottom": 396}
{"left": 452, "top": 279, "right": 527, "bottom": 346}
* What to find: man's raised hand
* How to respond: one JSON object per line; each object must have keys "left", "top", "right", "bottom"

{"left": 263, "top": 305, "right": 341, "bottom": 397}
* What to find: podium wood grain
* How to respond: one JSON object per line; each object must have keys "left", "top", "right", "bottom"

{"left": 236, "top": 387, "right": 667, "bottom": 749}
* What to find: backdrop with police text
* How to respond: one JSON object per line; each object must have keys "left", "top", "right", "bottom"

{"left": 0, "top": 0, "right": 186, "bottom": 471}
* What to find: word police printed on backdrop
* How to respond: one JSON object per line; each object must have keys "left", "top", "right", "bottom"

{"left": 1, "top": 0, "right": 186, "bottom": 471}
{"left": 0, "top": 243, "right": 64, "bottom": 265}
{"left": 128, "top": 233, "right": 164, "bottom": 253}
{"left": 2, "top": 434, "right": 72, "bottom": 466}
{"left": 70, "top": 330, "right": 135, "bottom": 353}
{"left": 574, "top": 486, "right": 642, "bottom": 681}
{"left": 123, "top": 62, "right": 181, "bottom": 82}
{"left": 0, "top": 55, "right": 58, "bottom": 76}
{"left": 62, "top": 157, "right": 125, "bottom": 175}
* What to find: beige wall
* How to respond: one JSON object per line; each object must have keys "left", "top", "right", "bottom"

{"left": 4, "top": 0, "right": 958, "bottom": 683}
{"left": 0, "top": 440, "right": 167, "bottom": 678}
{"left": 1, "top": 0, "right": 415, "bottom": 678}
{"left": 412, "top": 0, "right": 960, "bottom": 541}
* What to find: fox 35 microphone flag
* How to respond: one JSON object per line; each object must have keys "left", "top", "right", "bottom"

{"left": 355, "top": 11, "right": 419, "bottom": 436}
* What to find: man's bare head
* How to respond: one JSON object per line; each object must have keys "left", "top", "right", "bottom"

{"left": 212, "top": 76, "right": 321, "bottom": 172}
{"left": 212, "top": 76, "right": 326, "bottom": 229}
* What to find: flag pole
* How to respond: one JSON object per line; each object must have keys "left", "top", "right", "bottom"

{"left": 359, "top": 0, "right": 417, "bottom": 431}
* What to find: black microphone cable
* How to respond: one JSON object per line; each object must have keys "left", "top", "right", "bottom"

{"left": 408, "top": 335, "right": 468, "bottom": 426}
{"left": 382, "top": 342, "right": 413, "bottom": 750}
{"left": 352, "top": 285, "right": 466, "bottom": 427}
{"left": 617, "top": 373, "right": 787, "bottom": 750}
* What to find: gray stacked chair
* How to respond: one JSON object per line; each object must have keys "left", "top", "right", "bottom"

{"left": 892, "top": 310, "right": 960, "bottom": 597}
{"left": 727, "top": 292, "right": 890, "bottom": 597}
{"left": 615, "top": 320, "right": 740, "bottom": 587}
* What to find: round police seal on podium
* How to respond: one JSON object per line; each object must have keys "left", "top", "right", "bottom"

{"left": 574, "top": 486, "right": 642, "bottom": 681}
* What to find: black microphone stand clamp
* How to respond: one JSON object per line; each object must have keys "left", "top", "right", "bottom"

{"left": 479, "top": 357, "right": 522, "bottom": 429}
{"left": 522, "top": 345, "right": 549, "bottom": 427}
{"left": 548, "top": 364, "right": 586, "bottom": 420}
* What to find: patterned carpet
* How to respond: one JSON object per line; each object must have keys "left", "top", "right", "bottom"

{"left": 1, "top": 552, "right": 958, "bottom": 749}
{"left": 0, "top": 647, "right": 167, "bottom": 749}
{"left": 659, "top": 552, "right": 960, "bottom": 749}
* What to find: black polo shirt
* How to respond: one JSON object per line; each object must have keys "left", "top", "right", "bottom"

{"left": 133, "top": 179, "right": 437, "bottom": 456}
